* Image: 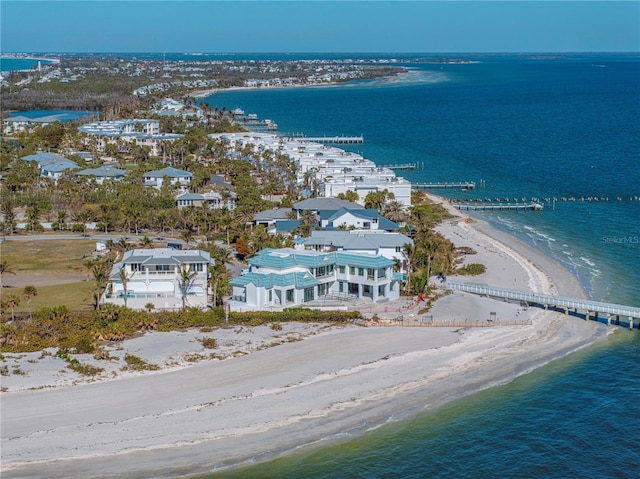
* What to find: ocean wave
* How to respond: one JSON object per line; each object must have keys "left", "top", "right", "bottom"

{"left": 580, "top": 256, "right": 597, "bottom": 267}
{"left": 355, "top": 69, "right": 450, "bottom": 88}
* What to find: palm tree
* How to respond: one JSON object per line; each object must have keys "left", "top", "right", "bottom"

{"left": 145, "top": 302, "right": 155, "bottom": 313}
{"left": 220, "top": 212, "right": 233, "bottom": 245}
{"left": 382, "top": 201, "right": 407, "bottom": 224}
{"left": 5, "top": 293, "right": 21, "bottom": 321}
{"left": 118, "top": 266, "right": 132, "bottom": 308}
{"left": 180, "top": 229, "right": 194, "bottom": 248}
{"left": 22, "top": 285, "right": 37, "bottom": 320}
{"left": 139, "top": 235, "right": 153, "bottom": 248}
{"left": 299, "top": 210, "right": 318, "bottom": 237}
{"left": 25, "top": 203, "right": 42, "bottom": 231}
{"left": 178, "top": 264, "right": 198, "bottom": 309}
{"left": 56, "top": 210, "right": 68, "bottom": 230}
{"left": 208, "top": 243, "right": 233, "bottom": 267}
{"left": 403, "top": 242, "right": 416, "bottom": 294}
{"left": 285, "top": 210, "right": 299, "bottom": 220}
{"left": 86, "top": 259, "right": 111, "bottom": 309}
{"left": 208, "top": 264, "right": 230, "bottom": 308}
{"left": 0, "top": 260, "right": 16, "bottom": 290}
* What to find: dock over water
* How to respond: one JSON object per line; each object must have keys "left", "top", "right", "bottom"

{"left": 302, "top": 136, "right": 364, "bottom": 144}
{"left": 452, "top": 202, "right": 543, "bottom": 211}
{"left": 414, "top": 182, "right": 476, "bottom": 190}
{"left": 442, "top": 281, "right": 640, "bottom": 329}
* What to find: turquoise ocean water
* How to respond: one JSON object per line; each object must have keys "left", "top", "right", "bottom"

{"left": 0, "top": 57, "right": 53, "bottom": 72}
{"left": 198, "top": 54, "right": 639, "bottom": 478}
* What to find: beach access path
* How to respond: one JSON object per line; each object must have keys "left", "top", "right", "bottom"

{"left": 0, "top": 198, "right": 608, "bottom": 479}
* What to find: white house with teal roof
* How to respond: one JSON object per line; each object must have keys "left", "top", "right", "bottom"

{"left": 230, "top": 247, "right": 400, "bottom": 311}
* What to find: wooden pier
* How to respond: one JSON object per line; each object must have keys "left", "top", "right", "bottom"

{"left": 452, "top": 202, "right": 543, "bottom": 211}
{"left": 414, "top": 182, "right": 476, "bottom": 190}
{"left": 379, "top": 163, "right": 417, "bottom": 170}
{"left": 302, "top": 136, "right": 364, "bottom": 145}
{"left": 442, "top": 281, "right": 640, "bottom": 329}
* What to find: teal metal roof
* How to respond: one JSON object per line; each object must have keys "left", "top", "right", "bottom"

{"left": 247, "top": 248, "right": 393, "bottom": 271}
{"left": 231, "top": 271, "right": 318, "bottom": 289}
{"left": 248, "top": 248, "right": 335, "bottom": 269}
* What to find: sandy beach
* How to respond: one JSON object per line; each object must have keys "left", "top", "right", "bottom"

{"left": 0, "top": 200, "right": 609, "bottom": 478}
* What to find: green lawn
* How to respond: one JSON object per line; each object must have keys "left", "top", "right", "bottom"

{"left": 16, "top": 281, "right": 95, "bottom": 312}
{"left": 1, "top": 239, "right": 96, "bottom": 275}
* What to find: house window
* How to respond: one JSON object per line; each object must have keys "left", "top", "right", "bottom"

{"left": 367, "top": 268, "right": 375, "bottom": 280}
{"left": 318, "top": 283, "right": 329, "bottom": 296}
{"left": 268, "top": 290, "right": 273, "bottom": 302}
{"left": 396, "top": 246, "right": 402, "bottom": 253}
{"left": 304, "top": 287, "right": 314, "bottom": 302}
{"left": 339, "top": 281, "right": 344, "bottom": 293}
{"left": 286, "top": 289, "right": 294, "bottom": 303}
{"left": 189, "top": 263, "right": 203, "bottom": 272}
{"left": 130, "top": 263, "right": 142, "bottom": 272}
{"left": 339, "top": 266, "right": 345, "bottom": 274}
{"left": 363, "top": 222, "right": 371, "bottom": 229}
{"left": 358, "top": 268, "right": 364, "bottom": 276}
{"left": 378, "top": 285, "right": 386, "bottom": 297}
{"left": 349, "top": 266, "right": 355, "bottom": 275}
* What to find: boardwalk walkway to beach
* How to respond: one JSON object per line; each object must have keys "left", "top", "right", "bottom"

{"left": 442, "top": 281, "right": 640, "bottom": 329}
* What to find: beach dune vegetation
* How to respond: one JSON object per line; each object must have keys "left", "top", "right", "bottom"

{"left": 457, "top": 263, "right": 487, "bottom": 276}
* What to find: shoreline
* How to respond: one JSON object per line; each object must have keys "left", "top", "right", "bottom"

{"left": 0, "top": 196, "right": 611, "bottom": 478}
{"left": 188, "top": 81, "right": 342, "bottom": 99}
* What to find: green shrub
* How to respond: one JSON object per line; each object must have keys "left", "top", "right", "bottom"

{"left": 123, "top": 354, "right": 159, "bottom": 371}
{"left": 457, "top": 263, "right": 486, "bottom": 276}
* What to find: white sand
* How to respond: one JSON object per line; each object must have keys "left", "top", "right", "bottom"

{"left": 0, "top": 200, "right": 609, "bottom": 478}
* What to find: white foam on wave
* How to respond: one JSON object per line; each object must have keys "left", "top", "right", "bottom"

{"left": 580, "top": 256, "right": 596, "bottom": 267}
{"left": 354, "top": 69, "right": 450, "bottom": 89}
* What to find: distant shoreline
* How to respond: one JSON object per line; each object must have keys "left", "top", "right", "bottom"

{"left": 0, "top": 55, "right": 59, "bottom": 73}
{"left": 188, "top": 81, "right": 341, "bottom": 99}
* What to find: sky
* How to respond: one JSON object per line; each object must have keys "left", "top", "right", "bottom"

{"left": 1, "top": 1, "right": 638, "bottom": 53}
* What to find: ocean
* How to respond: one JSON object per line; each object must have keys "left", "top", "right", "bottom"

{"left": 0, "top": 57, "right": 54, "bottom": 72}
{"left": 197, "top": 54, "right": 639, "bottom": 478}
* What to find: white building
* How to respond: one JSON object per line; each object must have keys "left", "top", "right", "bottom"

{"left": 103, "top": 248, "right": 213, "bottom": 310}
{"left": 144, "top": 166, "right": 193, "bottom": 190}
{"left": 214, "top": 132, "right": 413, "bottom": 207}
{"left": 230, "top": 248, "right": 401, "bottom": 312}
{"left": 76, "top": 165, "right": 128, "bottom": 184}
{"left": 78, "top": 119, "right": 183, "bottom": 156}
{"left": 298, "top": 230, "right": 413, "bottom": 274}
{"left": 21, "top": 152, "right": 79, "bottom": 184}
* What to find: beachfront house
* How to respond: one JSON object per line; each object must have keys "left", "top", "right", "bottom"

{"left": 229, "top": 247, "right": 400, "bottom": 311}
{"left": 298, "top": 230, "right": 413, "bottom": 275}
{"left": 102, "top": 248, "right": 213, "bottom": 310}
